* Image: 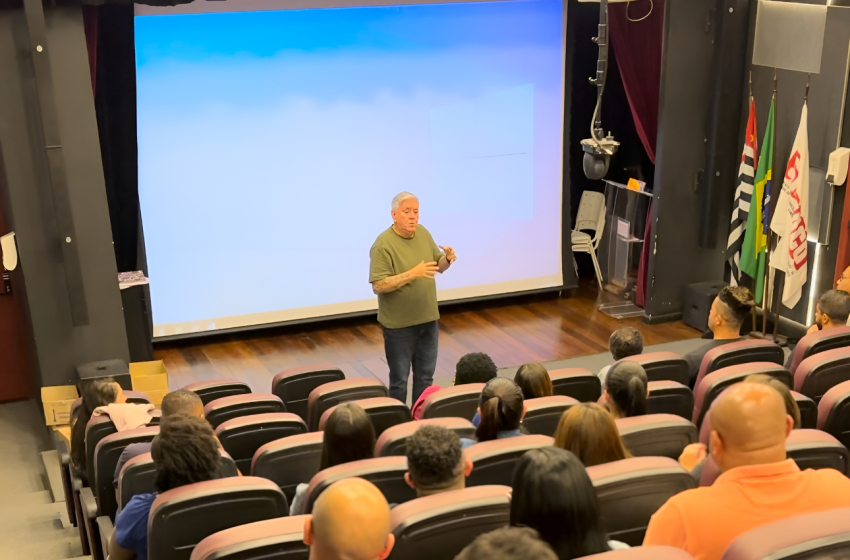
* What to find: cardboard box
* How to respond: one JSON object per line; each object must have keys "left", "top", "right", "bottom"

{"left": 41, "top": 385, "right": 79, "bottom": 426}
{"left": 130, "top": 360, "right": 169, "bottom": 406}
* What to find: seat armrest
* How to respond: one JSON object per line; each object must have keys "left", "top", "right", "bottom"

{"left": 53, "top": 433, "right": 70, "bottom": 465}
{"left": 80, "top": 487, "right": 98, "bottom": 520}
{"left": 72, "top": 475, "right": 83, "bottom": 492}
{"left": 96, "top": 516, "right": 113, "bottom": 560}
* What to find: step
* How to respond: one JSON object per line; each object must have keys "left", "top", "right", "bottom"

{"left": 41, "top": 449, "right": 64, "bottom": 503}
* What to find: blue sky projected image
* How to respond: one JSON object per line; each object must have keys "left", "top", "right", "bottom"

{"left": 135, "top": 0, "right": 565, "bottom": 336}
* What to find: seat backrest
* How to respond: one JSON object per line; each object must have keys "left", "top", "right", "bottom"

{"left": 581, "top": 548, "right": 697, "bottom": 560}
{"left": 721, "top": 508, "right": 850, "bottom": 560}
{"left": 621, "top": 352, "right": 690, "bottom": 385}
{"left": 788, "top": 326, "right": 850, "bottom": 374}
{"left": 465, "top": 435, "right": 555, "bottom": 487}
{"left": 93, "top": 426, "right": 159, "bottom": 519}
{"left": 84, "top": 411, "right": 161, "bottom": 485}
{"left": 375, "top": 417, "right": 476, "bottom": 457}
{"left": 574, "top": 190, "right": 606, "bottom": 234}
{"left": 588, "top": 456, "right": 696, "bottom": 546}
{"left": 616, "top": 414, "right": 698, "bottom": 460}
{"left": 692, "top": 363, "right": 792, "bottom": 428}
{"left": 148, "top": 477, "right": 289, "bottom": 560}
{"left": 388, "top": 485, "right": 511, "bottom": 560}
{"left": 271, "top": 364, "right": 345, "bottom": 422}
{"left": 251, "top": 432, "right": 324, "bottom": 503}
{"left": 785, "top": 429, "right": 849, "bottom": 475}
{"left": 215, "top": 413, "right": 307, "bottom": 474}
{"left": 306, "top": 378, "right": 389, "bottom": 431}
{"left": 420, "top": 384, "right": 485, "bottom": 421}
{"left": 318, "top": 397, "right": 411, "bottom": 437}
{"left": 118, "top": 450, "right": 240, "bottom": 513}
{"left": 521, "top": 395, "right": 579, "bottom": 437}
{"left": 190, "top": 516, "right": 310, "bottom": 560}
{"left": 184, "top": 379, "right": 252, "bottom": 406}
{"left": 646, "top": 380, "right": 694, "bottom": 419}
{"left": 303, "top": 456, "right": 413, "bottom": 513}
{"left": 695, "top": 339, "right": 784, "bottom": 388}
{"left": 794, "top": 347, "right": 850, "bottom": 403}
{"left": 204, "top": 393, "right": 287, "bottom": 429}
{"left": 795, "top": 390, "right": 818, "bottom": 429}
{"left": 818, "top": 380, "right": 850, "bottom": 448}
{"left": 549, "top": 368, "right": 602, "bottom": 402}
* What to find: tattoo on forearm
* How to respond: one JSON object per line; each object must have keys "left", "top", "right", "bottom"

{"left": 373, "top": 271, "right": 411, "bottom": 294}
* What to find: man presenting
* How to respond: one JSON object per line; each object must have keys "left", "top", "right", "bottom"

{"left": 370, "top": 192, "right": 456, "bottom": 404}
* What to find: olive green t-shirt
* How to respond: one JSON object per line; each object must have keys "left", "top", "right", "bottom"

{"left": 369, "top": 225, "right": 444, "bottom": 329}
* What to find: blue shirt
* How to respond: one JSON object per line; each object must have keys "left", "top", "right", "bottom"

{"left": 115, "top": 492, "right": 156, "bottom": 560}
{"left": 461, "top": 428, "right": 523, "bottom": 449}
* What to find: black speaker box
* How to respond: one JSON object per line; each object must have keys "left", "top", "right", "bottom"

{"left": 682, "top": 281, "right": 727, "bottom": 332}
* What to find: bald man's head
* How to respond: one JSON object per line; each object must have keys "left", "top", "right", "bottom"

{"left": 709, "top": 383, "right": 793, "bottom": 473}
{"left": 304, "top": 478, "right": 395, "bottom": 560}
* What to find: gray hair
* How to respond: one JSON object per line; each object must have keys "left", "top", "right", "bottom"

{"left": 392, "top": 191, "right": 418, "bottom": 210}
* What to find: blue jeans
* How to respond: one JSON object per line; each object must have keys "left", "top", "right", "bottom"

{"left": 383, "top": 320, "right": 439, "bottom": 404}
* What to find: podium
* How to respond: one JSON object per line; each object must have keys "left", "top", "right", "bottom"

{"left": 596, "top": 180, "right": 651, "bottom": 319}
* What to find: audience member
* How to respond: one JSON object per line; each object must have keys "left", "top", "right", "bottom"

{"left": 70, "top": 377, "right": 126, "bottom": 479}
{"left": 602, "top": 361, "right": 648, "bottom": 419}
{"left": 303, "top": 478, "right": 394, "bottom": 560}
{"left": 511, "top": 447, "right": 627, "bottom": 559}
{"left": 644, "top": 383, "right": 850, "bottom": 560}
{"left": 455, "top": 527, "right": 558, "bottom": 560}
{"left": 514, "top": 362, "right": 553, "bottom": 400}
{"left": 113, "top": 389, "right": 205, "bottom": 487}
{"left": 837, "top": 265, "right": 850, "bottom": 295}
{"left": 461, "top": 378, "right": 525, "bottom": 449}
{"left": 553, "top": 403, "right": 630, "bottom": 467}
{"left": 598, "top": 327, "right": 644, "bottom": 383}
{"left": 291, "top": 403, "right": 376, "bottom": 514}
{"left": 108, "top": 415, "right": 220, "bottom": 560}
{"left": 412, "top": 352, "right": 498, "bottom": 420}
{"left": 785, "top": 289, "right": 850, "bottom": 368}
{"left": 405, "top": 425, "right": 472, "bottom": 497}
{"left": 683, "top": 286, "right": 754, "bottom": 387}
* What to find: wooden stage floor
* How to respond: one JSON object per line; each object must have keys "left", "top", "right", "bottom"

{"left": 154, "top": 281, "right": 699, "bottom": 393}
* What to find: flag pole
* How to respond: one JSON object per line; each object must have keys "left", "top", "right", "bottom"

{"left": 762, "top": 70, "right": 778, "bottom": 337}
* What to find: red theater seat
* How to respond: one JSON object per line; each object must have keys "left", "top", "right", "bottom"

{"left": 581, "top": 547, "right": 697, "bottom": 560}
{"left": 302, "top": 456, "right": 413, "bottom": 513}
{"left": 616, "top": 414, "right": 698, "bottom": 459}
{"left": 83, "top": 411, "right": 161, "bottom": 487}
{"left": 318, "top": 397, "right": 411, "bottom": 437}
{"left": 522, "top": 395, "right": 579, "bottom": 437}
{"left": 306, "top": 378, "right": 389, "bottom": 431}
{"left": 588, "top": 457, "right": 695, "bottom": 546}
{"left": 204, "top": 393, "right": 286, "bottom": 429}
{"left": 92, "top": 426, "right": 159, "bottom": 520}
{"left": 622, "top": 352, "right": 690, "bottom": 385}
{"left": 549, "top": 368, "right": 602, "bottom": 402}
{"left": 375, "top": 417, "right": 475, "bottom": 457}
{"left": 271, "top": 364, "right": 345, "bottom": 422}
{"left": 694, "top": 339, "right": 784, "bottom": 389}
{"left": 251, "top": 432, "right": 324, "bottom": 503}
{"left": 190, "top": 516, "right": 310, "bottom": 560}
{"left": 465, "top": 435, "right": 554, "bottom": 487}
{"left": 794, "top": 347, "right": 850, "bottom": 403}
{"left": 388, "top": 485, "right": 511, "bottom": 560}
{"left": 786, "top": 429, "right": 849, "bottom": 475}
{"left": 646, "top": 380, "right": 694, "bottom": 419}
{"left": 692, "top": 363, "right": 792, "bottom": 428}
{"left": 184, "top": 379, "right": 252, "bottom": 406}
{"left": 787, "top": 325, "right": 850, "bottom": 374}
{"left": 215, "top": 413, "right": 307, "bottom": 474}
{"left": 721, "top": 508, "right": 850, "bottom": 560}
{"left": 148, "top": 477, "right": 289, "bottom": 560}
{"left": 420, "top": 383, "right": 485, "bottom": 421}
{"left": 818, "top": 380, "right": 850, "bottom": 448}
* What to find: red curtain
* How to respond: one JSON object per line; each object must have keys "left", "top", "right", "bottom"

{"left": 83, "top": 6, "right": 98, "bottom": 95}
{"left": 608, "top": 0, "right": 664, "bottom": 164}
{"left": 835, "top": 186, "right": 850, "bottom": 285}
{"left": 636, "top": 200, "right": 652, "bottom": 308}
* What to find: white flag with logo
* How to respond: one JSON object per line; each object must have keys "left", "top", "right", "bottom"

{"left": 770, "top": 103, "right": 809, "bottom": 308}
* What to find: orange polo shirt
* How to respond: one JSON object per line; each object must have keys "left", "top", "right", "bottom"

{"left": 643, "top": 459, "right": 850, "bottom": 560}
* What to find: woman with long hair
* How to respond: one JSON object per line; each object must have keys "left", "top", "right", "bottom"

{"left": 602, "top": 361, "right": 648, "bottom": 419}
{"left": 70, "top": 377, "right": 125, "bottom": 480}
{"left": 553, "top": 403, "right": 631, "bottom": 467}
{"left": 462, "top": 377, "right": 526, "bottom": 448}
{"left": 514, "top": 362, "right": 553, "bottom": 400}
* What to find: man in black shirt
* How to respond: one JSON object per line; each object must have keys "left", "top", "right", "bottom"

{"left": 784, "top": 289, "right": 850, "bottom": 369}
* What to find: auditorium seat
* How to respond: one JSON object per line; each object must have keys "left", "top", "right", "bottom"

{"left": 190, "top": 516, "right": 310, "bottom": 560}
{"left": 588, "top": 456, "right": 696, "bottom": 546}
{"left": 794, "top": 347, "right": 850, "bottom": 403}
{"left": 84, "top": 412, "right": 161, "bottom": 487}
{"left": 271, "top": 363, "right": 345, "bottom": 422}
{"left": 388, "top": 485, "right": 511, "bottom": 560}
{"left": 721, "top": 508, "right": 850, "bottom": 560}
{"left": 184, "top": 378, "right": 252, "bottom": 406}
{"left": 318, "top": 397, "right": 411, "bottom": 437}
{"left": 818, "top": 380, "right": 850, "bottom": 448}
{"left": 646, "top": 380, "right": 694, "bottom": 419}
{"left": 69, "top": 390, "right": 152, "bottom": 419}
{"left": 785, "top": 429, "right": 849, "bottom": 475}
{"left": 306, "top": 378, "right": 389, "bottom": 431}
{"left": 204, "top": 393, "right": 287, "bottom": 429}
{"left": 622, "top": 352, "right": 690, "bottom": 385}
{"left": 616, "top": 414, "right": 698, "bottom": 459}
{"left": 375, "top": 417, "right": 476, "bottom": 457}
{"left": 794, "top": 391, "right": 818, "bottom": 429}
{"left": 148, "top": 477, "right": 289, "bottom": 560}
{"left": 549, "top": 368, "right": 602, "bottom": 402}
{"left": 693, "top": 339, "right": 784, "bottom": 389}
{"left": 92, "top": 426, "right": 159, "bottom": 520}
{"left": 580, "top": 547, "right": 697, "bottom": 560}
{"left": 215, "top": 413, "right": 307, "bottom": 474}
{"left": 465, "top": 435, "right": 554, "bottom": 487}
{"left": 302, "top": 456, "right": 413, "bottom": 513}
{"left": 787, "top": 325, "right": 850, "bottom": 374}
{"left": 251, "top": 432, "right": 324, "bottom": 503}
{"left": 692, "top": 363, "right": 792, "bottom": 428}
{"left": 420, "top": 383, "right": 485, "bottom": 421}
{"left": 521, "top": 395, "right": 579, "bottom": 436}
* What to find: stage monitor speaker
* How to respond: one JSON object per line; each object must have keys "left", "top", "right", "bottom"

{"left": 682, "top": 281, "right": 727, "bottom": 332}
{"left": 77, "top": 359, "right": 131, "bottom": 391}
